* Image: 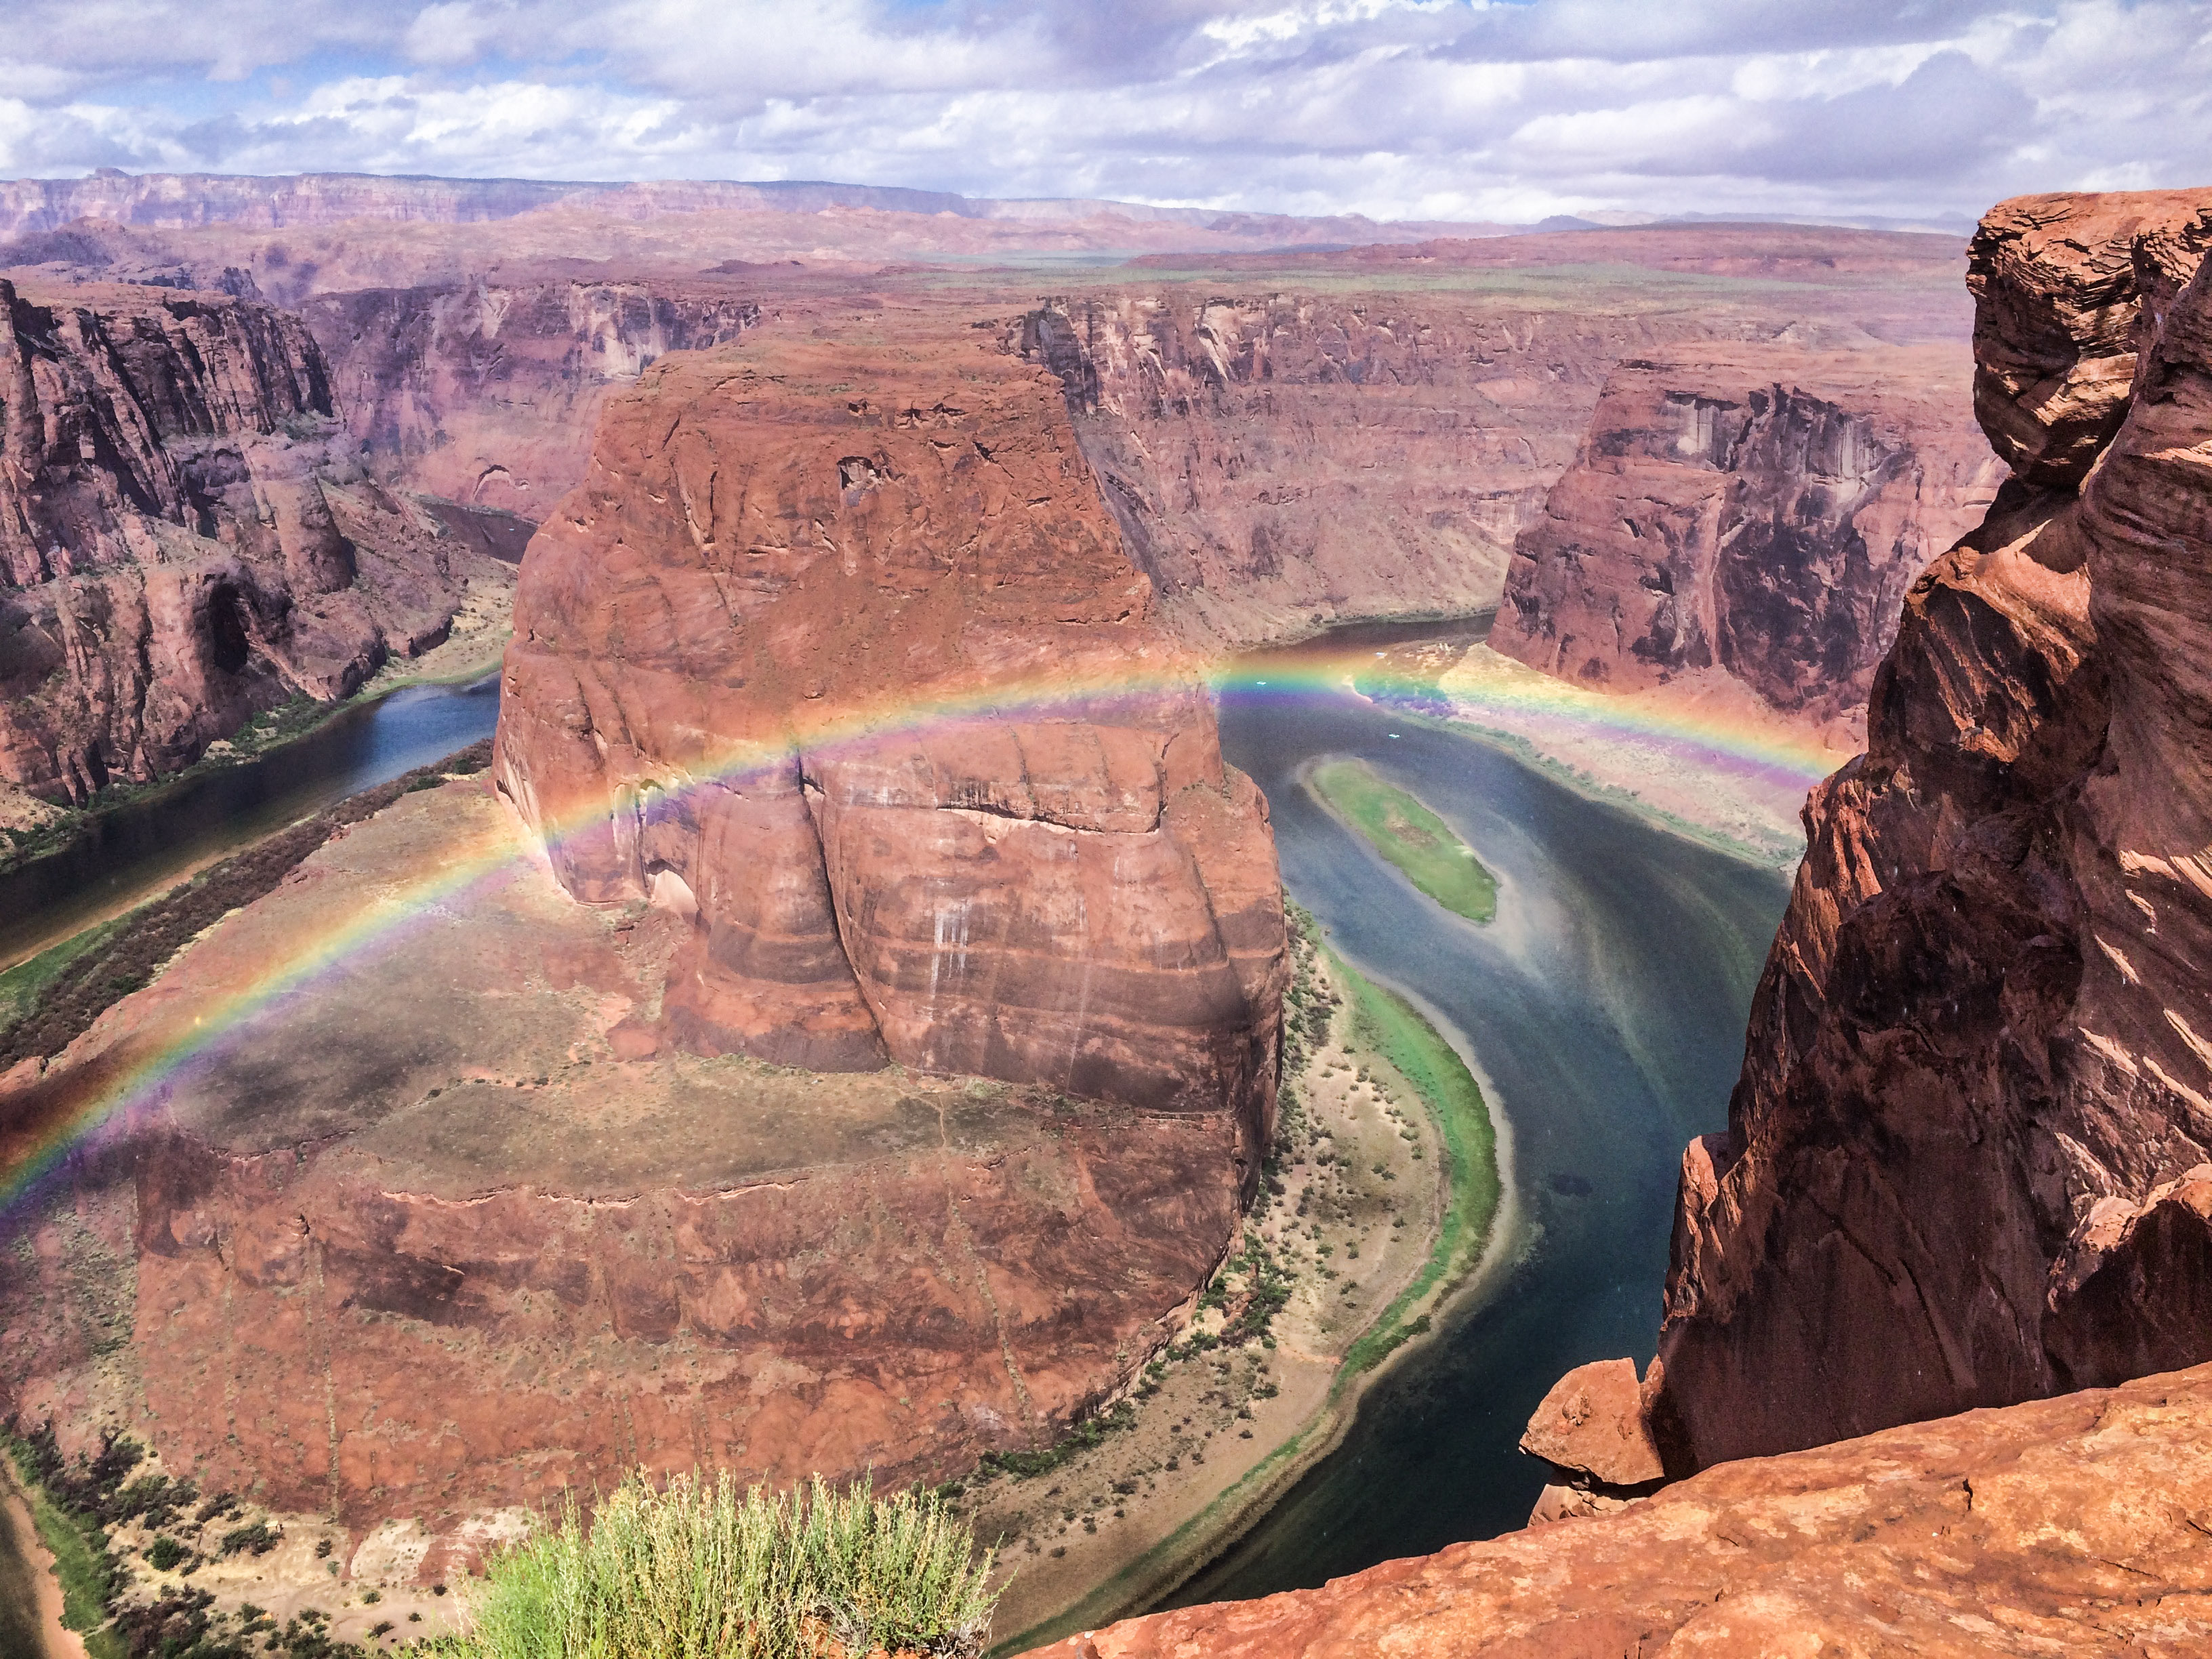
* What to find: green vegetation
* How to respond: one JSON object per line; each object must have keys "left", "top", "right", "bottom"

{"left": 1308, "top": 759, "right": 1496, "bottom": 924}
{"left": 0, "top": 914, "right": 132, "bottom": 1030}
{"left": 2, "top": 1435, "right": 125, "bottom": 1659}
{"left": 463, "top": 1473, "right": 1000, "bottom": 1659}
{"left": 1331, "top": 949, "right": 1500, "bottom": 1382}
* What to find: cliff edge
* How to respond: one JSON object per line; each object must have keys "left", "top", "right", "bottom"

{"left": 1651, "top": 188, "right": 2212, "bottom": 1468}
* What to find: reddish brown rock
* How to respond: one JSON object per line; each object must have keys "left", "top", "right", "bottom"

{"left": 302, "top": 279, "right": 761, "bottom": 519}
{"left": 493, "top": 306, "right": 1286, "bottom": 1162}
{"left": 0, "top": 277, "right": 490, "bottom": 802}
{"left": 1034, "top": 1361, "right": 2212, "bottom": 1658}
{"left": 1519, "top": 1357, "right": 1664, "bottom": 1488}
{"left": 1649, "top": 190, "right": 2212, "bottom": 1471}
{"left": 1967, "top": 189, "right": 2212, "bottom": 487}
{"left": 1490, "top": 346, "right": 2001, "bottom": 729}
{"left": 1019, "top": 266, "right": 1975, "bottom": 651}
{"left": 0, "top": 782, "right": 1242, "bottom": 1535}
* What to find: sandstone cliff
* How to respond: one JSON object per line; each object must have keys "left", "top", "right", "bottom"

{"left": 1490, "top": 346, "right": 2002, "bottom": 729}
{"left": 0, "top": 278, "right": 485, "bottom": 802}
{"left": 1648, "top": 188, "right": 2212, "bottom": 1469}
{"left": 493, "top": 308, "right": 1287, "bottom": 1165}
{"left": 1034, "top": 1361, "right": 2212, "bottom": 1657}
{"left": 0, "top": 777, "right": 1242, "bottom": 1534}
{"left": 302, "top": 278, "right": 761, "bottom": 519}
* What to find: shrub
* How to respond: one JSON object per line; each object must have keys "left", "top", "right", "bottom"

{"left": 146, "top": 1536, "right": 188, "bottom": 1571}
{"left": 462, "top": 1472, "right": 999, "bottom": 1659}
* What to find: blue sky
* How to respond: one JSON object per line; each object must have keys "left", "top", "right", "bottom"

{"left": 1, "top": 0, "right": 2207, "bottom": 222}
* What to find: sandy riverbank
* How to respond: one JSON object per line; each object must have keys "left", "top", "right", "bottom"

{"left": 975, "top": 911, "right": 1516, "bottom": 1654}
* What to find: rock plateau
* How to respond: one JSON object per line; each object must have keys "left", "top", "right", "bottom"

{"left": 494, "top": 306, "right": 1288, "bottom": 1164}
{"left": 1038, "top": 1361, "right": 2212, "bottom": 1657}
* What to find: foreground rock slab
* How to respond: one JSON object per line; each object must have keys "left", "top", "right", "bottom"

{"left": 1036, "top": 1361, "right": 2212, "bottom": 1658}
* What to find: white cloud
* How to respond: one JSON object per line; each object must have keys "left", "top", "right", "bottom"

{"left": 0, "top": 0, "right": 2206, "bottom": 222}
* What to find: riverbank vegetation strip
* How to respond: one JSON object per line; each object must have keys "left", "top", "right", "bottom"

{"left": 1332, "top": 945, "right": 1500, "bottom": 1383}
{"left": 1, "top": 1435, "right": 122, "bottom": 1659}
{"left": 1307, "top": 759, "right": 1497, "bottom": 924}
{"left": 987, "top": 910, "right": 1504, "bottom": 1652}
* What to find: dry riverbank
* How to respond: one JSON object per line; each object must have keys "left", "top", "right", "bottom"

{"left": 975, "top": 910, "right": 1514, "bottom": 1654}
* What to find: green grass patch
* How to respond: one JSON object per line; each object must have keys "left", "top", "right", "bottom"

{"left": 0, "top": 914, "right": 133, "bottom": 1031}
{"left": 1308, "top": 759, "right": 1496, "bottom": 924}
{"left": 1, "top": 1443, "right": 125, "bottom": 1659}
{"left": 1330, "top": 945, "right": 1502, "bottom": 1384}
{"left": 463, "top": 1472, "right": 999, "bottom": 1659}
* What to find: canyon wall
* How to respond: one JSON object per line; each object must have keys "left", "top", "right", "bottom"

{"left": 0, "top": 278, "right": 478, "bottom": 803}
{"left": 493, "top": 308, "right": 1287, "bottom": 1164}
{"left": 1490, "top": 346, "right": 2003, "bottom": 729}
{"left": 1647, "top": 188, "right": 2212, "bottom": 1469}
{"left": 302, "top": 278, "right": 762, "bottom": 519}
{"left": 1039, "top": 1359, "right": 2212, "bottom": 1657}
{"left": 1021, "top": 295, "right": 1881, "bottom": 649}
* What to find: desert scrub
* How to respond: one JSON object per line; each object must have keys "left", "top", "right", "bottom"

{"left": 462, "top": 1472, "right": 999, "bottom": 1659}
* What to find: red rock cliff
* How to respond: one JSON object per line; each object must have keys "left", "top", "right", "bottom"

{"left": 0, "top": 278, "right": 480, "bottom": 802}
{"left": 1490, "top": 346, "right": 2001, "bottom": 730}
{"left": 1650, "top": 188, "right": 2212, "bottom": 1470}
{"left": 494, "top": 308, "right": 1286, "bottom": 1164}
{"left": 302, "top": 279, "right": 761, "bottom": 519}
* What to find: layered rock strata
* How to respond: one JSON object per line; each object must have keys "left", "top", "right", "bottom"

{"left": 302, "top": 279, "right": 762, "bottom": 518}
{"left": 1035, "top": 1361, "right": 2212, "bottom": 1657}
{"left": 0, "top": 779, "right": 1240, "bottom": 1534}
{"left": 1019, "top": 264, "right": 1976, "bottom": 650}
{"left": 0, "top": 278, "right": 485, "bottom": 802}
{"left": 1649, "top": 188, "right": 2212, "bottom": 1469}
{"left": 494, "top": 311, "right": 1286, "bottom": 1164}
{"left": 1490, "top": 346, "right": 2002, "bottom": 729}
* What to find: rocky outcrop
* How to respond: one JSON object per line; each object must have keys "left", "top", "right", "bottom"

{"left": 1968, "top": 190, "right": 2212, "bottom": 487}
{"left": 0, "top": 779, "right": 1242, "bottom": 1534}
{"left": 493, "top": 309, "right": 1286, "bottom": 1165}
{"left": 302, "top": 279, "right": 761, "bottom": 519}
{"left": 1645, "top": 188, "right": 2212, "bottom": 1471}
{"left": 1490, "top": 346, "right": 2002, "bottom": 728}
{"left": 1033, "top": 1360, "right": 2212, "bottom": 1657}
{"left": 0, "top": 278, "right": 484, "bottom": 802}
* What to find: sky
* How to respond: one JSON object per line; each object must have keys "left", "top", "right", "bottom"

{"left": 1, "top": 0, "right": 2207, "bottom": 225}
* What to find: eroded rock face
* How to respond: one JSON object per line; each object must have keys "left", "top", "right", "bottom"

{"left": 1038, "top": 1361, "right": 2212, "bottom": 1658}
{"left": 1968, "top": 189, "right": 2212, "bottom": 487}
{"left": 0, "top": 278, "right": 480, "bottom": 802}
{"left": 303, "top": 279, "right": 761, "bottom": 519}
{"left": 1650, "top": 188, "right": 2212, "bottom": 1471}
{"left": 0, "top": 781, "right": 1240, "bottom": 1534}
{"left": 494, "top": 310, "right": 1286, "bottom": 1164}
{"left": 1490, "top": 346, "right": 2002, "bottom": 728}
{"left": 1017, "top": 273, "right": 1973, "bottom": 650}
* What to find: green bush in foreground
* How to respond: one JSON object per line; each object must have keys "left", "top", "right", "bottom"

{"left": 463, "top": 1472, "right": 999, "bottom": 1659}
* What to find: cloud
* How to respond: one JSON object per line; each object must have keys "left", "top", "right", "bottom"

{"left": 0, "top": 0, "right": 2206, "bottom": 222}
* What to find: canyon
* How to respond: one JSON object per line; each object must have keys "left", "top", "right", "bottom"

{"left": 10, "top": 165, "right": 2212, "bottom": 1658}
{"left": 1, "top": 276, "right": 497, "bottom": 811}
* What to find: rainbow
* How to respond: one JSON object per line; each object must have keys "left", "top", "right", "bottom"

{"left": 0, "top": 636, "right": 1841, "bottom": 1229}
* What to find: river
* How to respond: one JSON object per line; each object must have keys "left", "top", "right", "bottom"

{"left": 0, "top": 676, "right": 503, "bottom": 972}
{"left": 1162, "top": 650, "right": 1793, "bottom": 1604}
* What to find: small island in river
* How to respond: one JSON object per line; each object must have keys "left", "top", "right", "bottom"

{"left": 1307, "top": 758, "right": 1498, "bottom": 924}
